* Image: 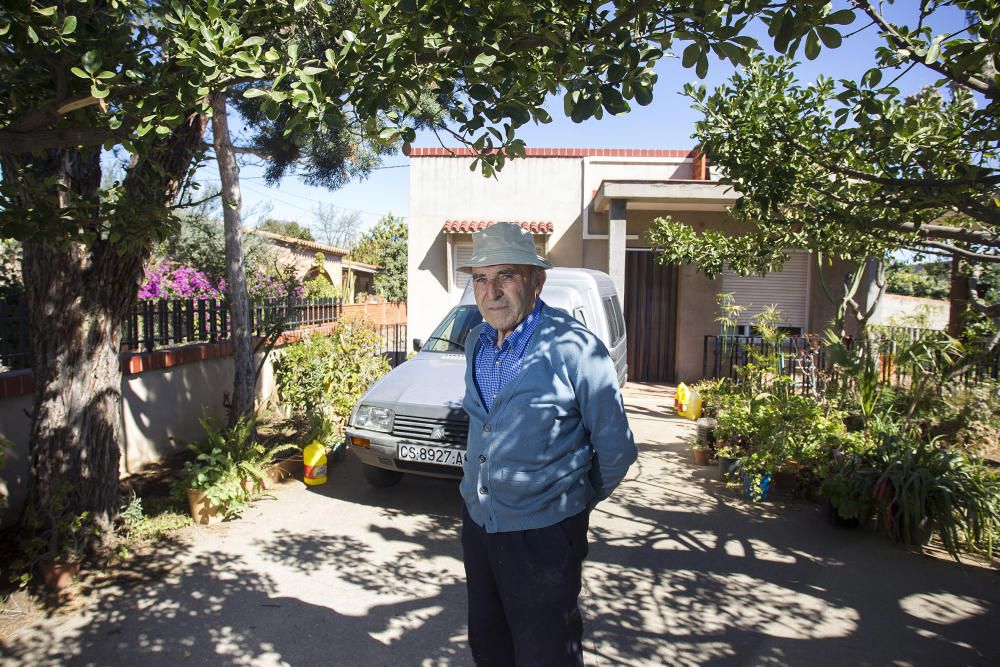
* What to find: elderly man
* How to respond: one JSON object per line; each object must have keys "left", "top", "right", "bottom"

{"left": 458, "top": 222, "right": 637, "bottom": 666}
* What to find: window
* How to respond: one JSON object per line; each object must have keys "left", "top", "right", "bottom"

{"left": 422, "top": 305, "right": 483, "bottom": 353}
{"left": 602, "top": 296, "right": 626, "bottom": 346}
{"left": 720, "top": 251, "right": 809, "bottom": 334}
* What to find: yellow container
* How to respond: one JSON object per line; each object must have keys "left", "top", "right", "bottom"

{"left": 681, "top": 388, "right": 703, "bottom": 420}
{"left": 302, "top": 440, "right": 328, "bottom": 486}
{"left": 674, "top": 382, "right": 689, "bottom": 413}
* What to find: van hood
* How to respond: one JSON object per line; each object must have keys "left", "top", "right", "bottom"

{"left": 363, "top": 352, "right": 467, "bottom": 409}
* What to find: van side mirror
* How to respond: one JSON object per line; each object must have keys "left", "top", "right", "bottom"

{"left": 412, "top": 338, "right": 423, "bottom": 352}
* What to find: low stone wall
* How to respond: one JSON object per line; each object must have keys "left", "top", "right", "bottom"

{"left": 871, "top": 293, "right": 949, "bottom": 330}
{"left": 0, "top": 301, "right": 406, "bottom": 528}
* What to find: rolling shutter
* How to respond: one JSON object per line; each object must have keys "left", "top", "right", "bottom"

{"left": 454, "top": 244, "right": 473, "bottom": 292}
{"left": 453, "top": 242, "right": 548, "bottom": 294}
{"left": 721, "top": 250, "right": 809, "bottom": 331}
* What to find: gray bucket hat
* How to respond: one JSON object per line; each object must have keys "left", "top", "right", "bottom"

{"left": 457, "top": 222, "right": 553, "bottom": 273}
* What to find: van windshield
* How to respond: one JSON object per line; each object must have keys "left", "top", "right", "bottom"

{"left": 423, "top": 305, "right": 483, "bottom": 353}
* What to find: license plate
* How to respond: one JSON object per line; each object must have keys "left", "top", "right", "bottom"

{"left": 397, "top": 443, "right": 467, "bottom": 467}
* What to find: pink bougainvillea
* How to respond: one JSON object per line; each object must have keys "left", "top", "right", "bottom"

{"left": 139, "top": 261, "right": 304, "bottom": 301}
{"left": 138, "top": 262, "right": 223, "bottom": 300}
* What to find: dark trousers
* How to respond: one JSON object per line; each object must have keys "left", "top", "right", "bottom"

{"left": 461, "top": 506, "right": 590, "bottom": 667}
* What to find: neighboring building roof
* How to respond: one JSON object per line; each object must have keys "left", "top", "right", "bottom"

{"left": 343, "top": 259, "right": 380, "bottom": 274}
{"left": 251, "top": 229, "right": 351, "bottom": 256}
{"left": 442, "top": 220, "right": 554, "bottom": 234}
{"left": 405, "top": 146, "right": 700, "bottom": 159}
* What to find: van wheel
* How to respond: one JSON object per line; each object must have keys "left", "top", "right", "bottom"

{"left": 363, "top": 465, "right": 403, "bottom": 488}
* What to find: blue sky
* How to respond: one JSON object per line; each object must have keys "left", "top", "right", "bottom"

{"left": 200, "top": 5, "right": 967, "bottom": 235}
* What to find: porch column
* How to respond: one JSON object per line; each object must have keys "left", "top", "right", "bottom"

{"left": 608, "top": 199, "right": 627, "bottom": 300}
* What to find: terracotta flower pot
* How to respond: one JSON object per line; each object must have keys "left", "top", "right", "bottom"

{"left": 186, "top": 488, "right": 222, "bottom": 525}
{"left": 693, "top": 447, "right": 712, "bottom": 466}
{"left": 40, "top": 559, "right": 80, "bottom": 593}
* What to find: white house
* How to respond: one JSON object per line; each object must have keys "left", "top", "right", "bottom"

{"left": 407, "top": 146, "right": 859, "bottom": 382}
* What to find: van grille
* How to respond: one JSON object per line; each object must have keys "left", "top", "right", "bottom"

{"left": 392, "top": 414, "right": 469, "bottom": 447}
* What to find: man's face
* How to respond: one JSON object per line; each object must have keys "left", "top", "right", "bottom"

{"left": 471, "top": 264, "right": 544, "bottom": 344}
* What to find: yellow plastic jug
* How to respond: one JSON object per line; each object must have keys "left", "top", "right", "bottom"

{"left": 674, "top": 382, "right": 689, "bottom": 414}
{"left": 303, "top": 440, "right": 328, "bottom": 486}
{"left": 682, "top": 388, "right": 703, "bottom": 420}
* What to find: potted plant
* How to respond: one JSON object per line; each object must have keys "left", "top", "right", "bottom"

{"left": 37, "top": 509, "right": 97, "bottom": 593}
{"left": 182, "top": 447, "right": 246, "bottom": 524}
{"left": 715, "top": 442, "right": 742, "bottom": 481}
{"left": 868, "top": 437, "right": 1000, "bottom": 558}
{"left": 692, "top": 442, "right": 713, "bottom": 466}
{"left": 180, "top": 413, "right": 300, "bottom": 523}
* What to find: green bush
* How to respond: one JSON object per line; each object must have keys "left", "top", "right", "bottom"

{"left": 179, "top": 413, "right": 299, "bottom": 518}
{"left": 823, "top": 436, "right": 1000, "bottom": 561}
{"left": 273, "top": 318, "right": 390, "bottom": 447}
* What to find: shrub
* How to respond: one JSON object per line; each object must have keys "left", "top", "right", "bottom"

{"left": 273, "top": 318, "right": 390, "bottom": 447}
{"left": 823, "top": 436, "right": 1000, "bottom": 561}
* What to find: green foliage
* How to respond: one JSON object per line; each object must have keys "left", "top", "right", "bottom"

{"left": 273, "top": 318, "right": 390, "bottom": 443}
{"left": 827, "top": 437, "right": 1000, "bottom": 561}
{"left": 886, "top": 260, "right": 950, "bottom": 299}
{"left": 155, "top": 214, "right": 277, "bottom": 286}
{"left": 179, "top": 412, "right": 299, "bottom": 517}
{"left": 353, "top": 214, "right": 407, "bottom": 301}
{"left": 649, "top": 3, "right": 999, "bottom": 338}
{"left": 119, "top": 492, "right": 191, "bottom": 543}
{"left": 274, "top": 334, "right": 339, "bottom": 416}
{"left": 258, "top": 219, "right": 315, "bottom": 242}
{"left": 691, "top": 377, "right": 741, "bottom": 419}
{"left": 325, "top": 319, "right": 391, "bottom": 428}
{"left": 307, "top": 410, "right": 346, "bottom": 456}
{"left": 822, "top": 330, "right": 888, "bottom": 429}
{"left": 304, "top": 274, "right": 341, "bottom": 299}
{"left": 0, "top": 239, "right": 21, "bottom": 301}
{"left": 7, "top": 483, "right": 101, "bottom": 587}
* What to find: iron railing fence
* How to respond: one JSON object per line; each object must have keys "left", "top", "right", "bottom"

{"left": 703, "top": 327, "right": 999, "bottom": 392}
{"left": 702, "top": 334, "right": 831, "bottom": 394}
{"left": 378, "top": 322, "right": 408, "bottom": 369}
{"left": 0, "top": 299, "right": 29, "bottom": 372}
{"left": 1, "top": 297, "right": 408, "bottom": 371}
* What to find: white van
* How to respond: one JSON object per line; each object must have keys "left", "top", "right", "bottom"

{"left": 346, "top": 268, "right": 627, "bottom": 488}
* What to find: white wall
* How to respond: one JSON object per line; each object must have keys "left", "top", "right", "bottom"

{"left": 407, "top": 154, "right": 692, "bottom": 341}
{"left": 0, "top": 350, "right": 280, "bottom": 528}
{"left": 871, "top": 293, "right": 950, "bottom": 330}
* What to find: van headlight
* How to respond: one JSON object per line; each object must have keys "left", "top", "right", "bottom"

{"left": 354, "top": 405, "right": 394, "bottom": 433}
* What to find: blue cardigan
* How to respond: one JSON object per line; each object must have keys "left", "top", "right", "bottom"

{"left": 461, "top": 303, "right": 637, "bottom": 533}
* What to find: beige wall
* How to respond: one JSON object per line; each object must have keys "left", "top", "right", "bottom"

{"left": 0, "top": 351, "right": 279, "bottom": 528}
{"left": 871, "top": 293, "right": 949, "bottom": 330}
{"left": 408, "top": 154, "right": 695, "bottom": 342}
{"left": 407, "top": 152, "right": 865, "bottom": 384}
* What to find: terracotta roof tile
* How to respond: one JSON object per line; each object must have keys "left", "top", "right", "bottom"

{"left": 442, "top": 220, "right": 554, "bottom": 234}
{"left": 405, "top": 146, "right": 696, "bottom": 159}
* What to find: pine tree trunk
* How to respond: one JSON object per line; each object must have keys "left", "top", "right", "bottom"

{"left": 211, "top": 91, "right": 255, "bottom": 425}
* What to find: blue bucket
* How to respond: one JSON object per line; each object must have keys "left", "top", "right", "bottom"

{"left": 742, "top": 472, "right": 772, "bottom": 501}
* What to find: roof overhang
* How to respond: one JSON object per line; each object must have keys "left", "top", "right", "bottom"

{"left": 442, "top": 220, "right": 553, "bottom": 235}
{"left": 343, "top": 261, "right": 379, "bottom": 275}
{"left": 593, "top": 180, "right": 740, "bottom": 213}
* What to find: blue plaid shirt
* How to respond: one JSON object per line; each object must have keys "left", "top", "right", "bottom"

{"left": 474, "top": 299, "right": 544, "bottom": 411}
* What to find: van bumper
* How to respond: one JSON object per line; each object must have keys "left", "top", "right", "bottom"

{"left": 346, "top": 428, "right": 464, "bottom": 480}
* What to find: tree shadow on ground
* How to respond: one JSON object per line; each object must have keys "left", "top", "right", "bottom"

{"left": 581, "top": 409, "right": 999, "bottom": 665}
{"left": 2, "top": 405, "right": 998, "bottom": 667}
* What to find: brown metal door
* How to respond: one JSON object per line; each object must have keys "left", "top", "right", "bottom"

{"left": 625, "top": 250, "right": 678, "bottom": 382}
